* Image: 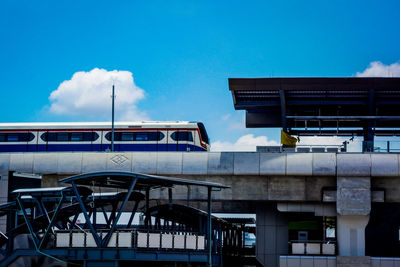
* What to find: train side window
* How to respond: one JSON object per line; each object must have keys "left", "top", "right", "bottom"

{"left": 84, "top": 132, "right": 99, "bottom": 141}
{"left": 171, "top": 132, "right": 193, "bottom": 142}
{"left": 7, "top": 135, "right": 19, "bottom": 142}
{"left": 105, "top": 131, "right": 164, "bottom": 141}
{"left": 121, "top": 133, "right": 134, "bottom": 141}
{"left": 26, "top": 133, "right": 34, "bottom": 142}
{"left": 135, "top": 133, "right": 148, "bottom": 141}
{"left": 157, "top": 132, "right": 165, "bottom": 141}
{"left": 42, "top": 132, "right": 97, "bottom": 142}
{"left": 71, "top": 133, "right": 83, "bottom": 141}
{"left": 56, "top": 133, "right": 69, "bottom": 141}
{"left": 148, "top": 132, "right": 164, "bottom": 141}
{"left": 0, "top": 133, "right": 34, "bottom": 142}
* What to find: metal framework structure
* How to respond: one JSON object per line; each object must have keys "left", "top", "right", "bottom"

{"left": 229, "top": 77, "right": 400, "bottom": 151}
{"left": 0, "top": 171, "right": 242, "bottom": 267}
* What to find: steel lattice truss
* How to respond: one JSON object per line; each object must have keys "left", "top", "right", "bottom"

{"left": 0, "top": 171, "right": 243, "bottom": 267}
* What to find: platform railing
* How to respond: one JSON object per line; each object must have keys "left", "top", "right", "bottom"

{"left": 55, "top": 229, "right": 206, "bottom": 250}
{"left": 371, "top": 140, "right": 400, "bottom": 153}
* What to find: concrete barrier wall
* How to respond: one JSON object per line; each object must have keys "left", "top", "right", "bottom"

{"left": 1, "top": 152, "right": 400, "bottom": 177}
{"left": 371, "top": 257, "right": 400, "bottom": 267}
{"left": 280, "top": 256, "right": 400, "bottom": 267}
{"left": 279, "top": 256, "right": 336, "bottom": 267}
{"left": 2, "top": 152, "right": 400, "bottom": 207}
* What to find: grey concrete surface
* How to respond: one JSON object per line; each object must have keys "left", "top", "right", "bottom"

{"left": 233, "top": 152, "right": 259, "bottom": 175}
{"left": 286, "top": 153, "right": 313, "bottom": 175}
{"left": 337, "top": 177, "right": 371, "bottom": 215}
{"left": 371, "top": 257, "right": 400, "bottom": 267}
{"left": 260, "top": 153, "right": 286, "bottom": 175}
{"left": 337, "top": 256, "right": 371, "bottom": 267}
{"left": 280, "top": 256, "right": 337, "bottom": 267}
{"left": 337, "top": 215, "right": 370, "bottom": 257}
{"left": 256, "top": 203, "right": 288, "bottom": 267}
{"left": 371, "top": 154, "right": 399, "bottom": 177}
{"left": 2, "top": 152, "right": 400, "bottom": 177}
{"left": 337, "top": 154, "right": 371, "bottom": 176}
{"left": 3, "top": 151, "right": 400, "bottom": 205}
{"left": 312, "top": 153, "right": 336, "bottom": 176}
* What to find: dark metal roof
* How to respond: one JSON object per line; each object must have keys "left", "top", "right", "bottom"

{"left": 11, "top": 186, "right": 92, "bottom": 197}
{"left": 59, "top": 171, "right": 230, "bottom": 190}
{"left": 223, "top": 217, "right": 256, "bottom": 224}
{"left": 229, "top": 77, "right": 400, "bottom": 135}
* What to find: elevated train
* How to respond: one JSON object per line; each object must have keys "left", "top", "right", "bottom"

{"left": 0, "top": 121, "right": 210, "bottom": 152}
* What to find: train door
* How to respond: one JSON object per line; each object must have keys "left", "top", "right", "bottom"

{"left": 90, "top": 131, "right": 93, "bottom": 151}
{"left": 157, "top": 130, "right": 167, "bottom": 151}
{"left": 91, "top": 131, "right": 99, "bottom": 151}
{"left": 101, "top": 131, "right": 106, "bottom": 151}
{"left": 192, "top": 130, "right": 201, "bottom": 151}
{"left": 34, "top": 131, "right": 39, "bottom": 152}
{"left": 171, "top": 130, "right": 193, "bottom": 151}
{"left": 167, "top": 130, "right": 175, "bottom": 151}
{"left": 24, "top": 131, "right": 29, "bottom": 152}
{"left": 156, "top": 131, "right": 159, "bottom": 151}
{"left": 187, "top": 130, "right": 195, "bottom": 151}
{"left": 177, "top": 130, "right": 188, "bottom": 151}
{"left": 36, "top": 131, "right": 47, "bottom": 151}
{"left": 26, "top": 131, "right": 37, "bottom": 152}
{"left": 115, "top": 132, "right": 121, "bottom": 152}
{"left": 102, "top": 131, "right": 111, "bottom": 151}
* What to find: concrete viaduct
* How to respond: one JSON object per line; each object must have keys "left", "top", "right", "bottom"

{"left": 0, "top": 151, "right": 399, "bottom": 267}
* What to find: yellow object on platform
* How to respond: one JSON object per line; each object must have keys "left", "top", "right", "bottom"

{"left": 281, "top": 130, "right": 297, "bottom": 148}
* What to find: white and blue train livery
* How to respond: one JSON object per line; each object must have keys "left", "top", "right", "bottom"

{"left": 0, "top": 121, "right": 210, "bottom": 152}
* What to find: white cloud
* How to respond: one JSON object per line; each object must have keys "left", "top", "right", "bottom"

{"left": 221, "top": 114, "right": 231, "bottom": 121}
{"left": 49, "top": 68, "right": 148, "bottom": 121}
{"left": 356, "top": 61, "right": 400, "bottom": 77}
{"left": 211, "top": 134, "right": 279, "bottom": 151}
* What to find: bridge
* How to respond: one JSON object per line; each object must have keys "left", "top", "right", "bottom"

{"left": 0, "top": 151, "right": 399, "bottom": 266}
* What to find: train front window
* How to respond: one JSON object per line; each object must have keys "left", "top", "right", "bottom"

{"left": 197, "top": 123, "right": 209, "bottom": 144}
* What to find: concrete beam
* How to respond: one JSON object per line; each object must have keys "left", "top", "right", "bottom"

{"left": 3, "top": 152, "right": 400, "bottom": 177}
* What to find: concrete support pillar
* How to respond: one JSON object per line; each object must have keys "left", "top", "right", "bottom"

{"left": 336, "top": 176, "right": 371, "bottom": 266}
{"left": 0, "top": 171, "right": 9, "bottom": 233}
{"left": 337, "top": 214, "right": 369, "bottom": 256}
{"left": 256, "top": 203, "right": 288, "bottom": 267}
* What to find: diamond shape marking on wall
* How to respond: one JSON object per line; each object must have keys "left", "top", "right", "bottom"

{"left": 110, "top": 154, "right": 129, "bottom": 166}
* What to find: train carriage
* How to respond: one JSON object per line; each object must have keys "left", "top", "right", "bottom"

{"left": 0, "top": 121, "right": 210, "bottom": 152}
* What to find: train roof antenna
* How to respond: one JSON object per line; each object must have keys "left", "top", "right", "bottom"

{"left": 111, "top": 83, "right": 115, "bottom": 152}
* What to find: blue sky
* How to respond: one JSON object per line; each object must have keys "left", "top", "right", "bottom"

{"left": 0, "top": 0, "right": 399, "bottom": 150}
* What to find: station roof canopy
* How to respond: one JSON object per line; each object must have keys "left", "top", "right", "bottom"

{"left": 229, "top": 77, "right": 400, "bottom": 136}
{"left": 60, "top": 171, "right": 230, "bottom": 190}
{"left": 12, "top": 186, "right": 92, "bottom": 197}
